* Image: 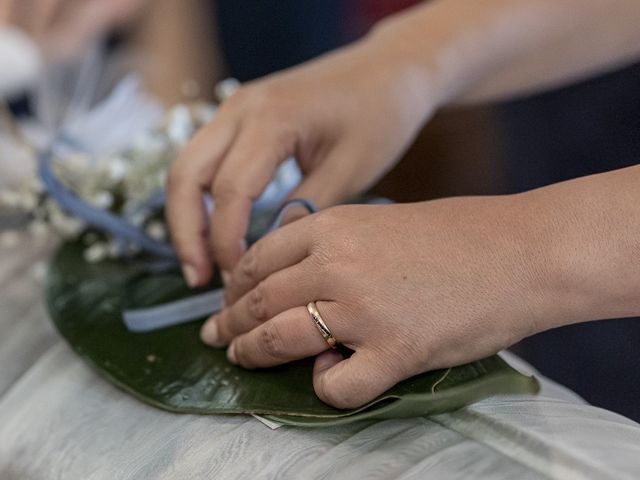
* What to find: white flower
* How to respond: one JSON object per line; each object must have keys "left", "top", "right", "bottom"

{"left": 83, "top": 242, "right": 109, "bottom": 263}
{"left": 107, "top": 156, "right": 129, "bottom": 182}
{"left": 91, "top": 191, "right": 114, "bottom": 209}
{"left": 0, "top": 190, "right": 20, "bottom": 208}
{"left": 28, "top": 220, "right": 49, "bottom": 238}
{"left": 16, "top": 189, "right": 38, "bottom": 210}
{"left": 62, "top": 153, "right": 91, "bottom": 172}
{"left": 129, "top": 212, "right": 146, "bottom": 227}
{"left": 146, "top": 221, "right": 166, "bottom": 240}
{"left": 50, "top": 211, "right": 84, "bottom": 237}
{"left": 2, "top": 99, "right": 218, "bottom": 259}
{"left": 167, "top": 105, "right": 194, "bottom": 146}
{"left": 215, "top": 78, "right": 240, "bottom": 102}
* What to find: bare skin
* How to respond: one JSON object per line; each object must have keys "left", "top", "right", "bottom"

{"left": 0, "top": 0, "right": 146, "bottom": 61}
{"left": 166, "top": 0, "right": 640, "bottom": 408}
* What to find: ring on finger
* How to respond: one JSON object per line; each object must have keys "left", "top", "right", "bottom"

{"left": 306, "top": 301, "right": 337, "bottom": 349}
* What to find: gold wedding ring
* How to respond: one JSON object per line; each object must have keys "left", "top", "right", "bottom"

{"left": 306, "top": 302, "right": 337, "bottom": 349}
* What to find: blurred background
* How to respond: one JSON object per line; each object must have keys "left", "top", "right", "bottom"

{"left": 1, "top": 0, "right": 639, "bottom": 420}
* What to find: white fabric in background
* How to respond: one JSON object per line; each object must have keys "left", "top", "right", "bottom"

{"left": 0, "top": 26, "right": 41, "bottom": 98}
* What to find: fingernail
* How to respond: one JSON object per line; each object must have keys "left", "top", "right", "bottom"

{"left": 221, "top": 270, "right": 231, "bottom": 286}
{"left": 200, "top": 316, "right": 220, "bottom": 346}
{"left": 227, "top": 342, "right": 237, "bottom": 364}
{"left": 182, "top": 264, "right": 199, "bottom": 288}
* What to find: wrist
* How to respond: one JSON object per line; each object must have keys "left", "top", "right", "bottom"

{"left": 516, "top": 168, "right": 640, "bottom": 333}
{"left": 365, "top": 10, "right": 452, "bottom": 113}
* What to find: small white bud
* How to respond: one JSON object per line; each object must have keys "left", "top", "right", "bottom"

{"left": 83, "top": 242, "right": 109, "bottom": 263}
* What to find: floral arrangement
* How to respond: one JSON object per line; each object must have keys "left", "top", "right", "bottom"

{"left": 0, "top": 102, "right": 215, "bottom": 263}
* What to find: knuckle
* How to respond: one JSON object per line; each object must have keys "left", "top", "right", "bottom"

{"left": 242, "top": 83, "right": 294, "bottom": 124}
{"left": 239, "top": 245, "right": 260, "bottom": 282}
{"left": 260, "top": 323, "right": 286, "bottom": 359}
{"left": 248, "top": 84, "right": 278, "bottom": 110}
{"left": 309, "top": 244, "right": 333, "bottom": 270}
{"left": 166, "top": 162, "right": 186, "bottom": 193}
{"left": 247, "top": 282, "right": 269, "bottom": 322}
{"left": 215, "top": 314, "right": 234, "bottom": 342}
{"left": 310, "top": 208, "right": 346, "bottom": 241}
{"left": 230, "top": 84, "right": 250, "bottom": 102}
{"left": 221, "top": 84, "right": 251, "bottom": 110}
{"left": 310, "top": 208, "right": 360, "bottom": 262}
{"left": 212, "top": 179, "right": 242, "bottom": 204}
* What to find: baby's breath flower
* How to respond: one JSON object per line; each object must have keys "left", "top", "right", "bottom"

{"left": 107, "top": 157, "right": 128, "bottom": 182}
{"left": 146, "top": 221, "right": 166, "bottom": 241}
{"left": 28, "top": 220, "right": 50, "bottom": 238}
{"left": 91, "top": 191, "right": 114, "bottom": 209}
{"left": 0, "top": 190, "right": 20, "bottom": 208}
{"left": 2, "top": 100, "right": 214, "bottom": 259}
{"left": 84, "top": 242, "right": 109, "bottom": 263}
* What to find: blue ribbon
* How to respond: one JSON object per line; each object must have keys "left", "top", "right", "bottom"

{"left": 38, "top": 140, "right": 390, "bottom": 333}
{"left": 38, "top": 144, "right": 178, "bottom": 260}
{"left": 123, "top": 198, "right": 318, "bottom": 332}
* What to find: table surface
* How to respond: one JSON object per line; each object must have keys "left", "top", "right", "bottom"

{"left": 2, "top": 233, "right": 640, "bottom": 480}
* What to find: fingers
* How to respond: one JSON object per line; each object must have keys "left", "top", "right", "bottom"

{"left": 226, "top": 303, "right": 339, "bottom": 369}
{"left": 223, "top": 218, "right": 313, "bottom": 304}
{"left": 222, "top": 293, "right": 404, "bottom": 409}
{"left": 166, "top": 115, "right": 238, "bottom": 287}
{"left": 285, "top": 142, "right": 363, "bottom": 217}
{"left": 209, "top": 122, "right": 296, "bottom": 273}
{"left": 313, "top": 350, "right": 401, "bottom": 409}
{"left": 201, "top": 258, "right": 324, "bottom": 346}
{"left": 221, "top": 143, "right": 358, "bottom": 303}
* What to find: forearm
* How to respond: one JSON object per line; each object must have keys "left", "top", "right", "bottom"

{"left": 520, "top": 165, "right": 640, "bottom": 333}
{"left": 128, "top": 0, "right": 222, "bottom": 105}
{"left": 370, "top": 0, "right": 640, "bottom": 107}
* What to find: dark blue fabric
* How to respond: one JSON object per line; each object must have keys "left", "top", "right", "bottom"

{"left": 214, "top": 0, "right": 350, "bottom": 81}
{"left": 500, "top": 62, "right": 640, "bottom": 192}
{"left": 498, "top": 62, "right": 640, "bottom": 420}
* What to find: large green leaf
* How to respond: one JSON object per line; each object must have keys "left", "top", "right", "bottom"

{"left": 45, "top": 239, "right": 539, "bottom": 426}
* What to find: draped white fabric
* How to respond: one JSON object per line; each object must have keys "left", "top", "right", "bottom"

{"left": 1, "top": 237, "right": 639, "bottom": 479}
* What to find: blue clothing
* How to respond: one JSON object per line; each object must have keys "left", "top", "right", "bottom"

{"left": 215, "top": 0, "right": 350, "bottom": 81}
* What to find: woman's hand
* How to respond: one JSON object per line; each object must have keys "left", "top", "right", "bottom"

{"left": 166, "top": 29, "right": 442, "bottom": 287}
{"left": 200, "top": 198, "right": 562, "bottom": 409}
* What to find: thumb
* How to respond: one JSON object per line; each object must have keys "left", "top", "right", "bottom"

{"left": 313, "top": 350, "right": 399, "bottom": 410}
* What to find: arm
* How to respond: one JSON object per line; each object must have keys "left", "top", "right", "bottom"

{"left": 166, "top": 0, "right": 640, "bottom": 286}
{"left": 520, "top": 163, "right": 640, "bottom": 327}
{"left": 375, "top": 0, "right": 640, "bottom": 104}
{"left": 127, "top": 0, "right": 222, "bottom": 105}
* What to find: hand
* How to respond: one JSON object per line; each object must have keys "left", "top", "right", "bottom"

{"left": 200, "top": 198, "right": 558, "bottom": 409}
{"left": 166, "top": 28, "right": 441, "bottom": 287}
{"left": 0, "top": 0, "right": 146, "bottom": 60}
